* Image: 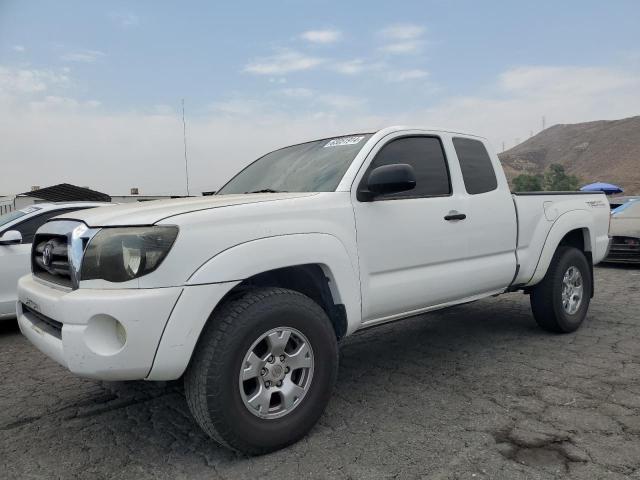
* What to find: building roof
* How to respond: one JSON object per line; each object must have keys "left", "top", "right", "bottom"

{"left": 17, "top": 183, "right": 111, "bottom": 203}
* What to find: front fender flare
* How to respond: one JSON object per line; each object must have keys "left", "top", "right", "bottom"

{"left": 186, "top": 233, "right": 361, "bottom": 332}
{"left": 148, "top": 234, "right": 362, "bottom": 380}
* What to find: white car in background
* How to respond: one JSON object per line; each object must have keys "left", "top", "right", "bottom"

{"left": 0, "top": 202, "right": 111, "bottom": 319}
{"left": 606, "top": 198, "right": 640, "bottom": 263}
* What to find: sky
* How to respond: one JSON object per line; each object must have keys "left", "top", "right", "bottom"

{"left": 1, "top": 0, "right": 639, "bottom": 196}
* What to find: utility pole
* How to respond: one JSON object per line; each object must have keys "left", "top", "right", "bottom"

{"left": 182, "top": 99, "right": 191, "bottom": 197}
{"left": 542, "top": 116, "right": 546, "bottom": 131}
{"left": 502, "top": 141, "right": 505, "bottom": 152}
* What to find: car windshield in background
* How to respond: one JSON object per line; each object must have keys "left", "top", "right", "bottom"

{"left": 217, "top": 134, "right": 373, "bottom": 194}
{"left": 0, "top": 209, "right": 29, "bottom": 228}
{"left": 612, "top": 199, "right": 640, "bottom": 216}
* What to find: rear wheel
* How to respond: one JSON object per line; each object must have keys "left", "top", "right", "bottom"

{"left": 184, "top": 287, "right": 338, "bottom": 455}
{"left": 530, "top": 246, "right": 592, "bottom": 333}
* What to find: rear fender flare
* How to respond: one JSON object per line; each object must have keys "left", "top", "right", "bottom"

{"left": 526, "top": 209, "right": 594, "bottom": 286}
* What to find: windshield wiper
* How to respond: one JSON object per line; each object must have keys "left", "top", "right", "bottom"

{"left": 246, "top": 189, "right": 287, "bottom": 194}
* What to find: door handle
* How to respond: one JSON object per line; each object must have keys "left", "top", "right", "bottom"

{"left": 444, "top": 211, "right": 467, "bottom": 221}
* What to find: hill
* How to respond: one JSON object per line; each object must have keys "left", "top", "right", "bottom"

{"left": 499, "top": 115, "right": 640, "bottom": 194}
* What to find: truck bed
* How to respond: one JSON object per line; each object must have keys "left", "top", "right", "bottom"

{"left": 511, "top": 191, "right": 610, "bottom": 287}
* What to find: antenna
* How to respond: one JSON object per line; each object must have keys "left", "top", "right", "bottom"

{"left": 182, "top": 98, "right": 191, "bottom": 197}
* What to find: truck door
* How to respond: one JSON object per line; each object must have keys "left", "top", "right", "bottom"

{"left": 450, "top": 137, "right": 517, "bottom": 294}
{"left": 351, "top": 133, "right": 470, "bottom": 324}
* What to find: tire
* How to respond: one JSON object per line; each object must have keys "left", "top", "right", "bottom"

{"left": 184, "top": 287, "right": 339, "bottom": 455}
{"left": 530, "top": 246, "right": 592, "bottom": 333}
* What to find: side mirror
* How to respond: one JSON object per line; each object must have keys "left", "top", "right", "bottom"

{"left": 358, "top": 163, "right": 417, "bottom": 201}
{"left": 0, "top": 230, "right": 22, "bottom": 246}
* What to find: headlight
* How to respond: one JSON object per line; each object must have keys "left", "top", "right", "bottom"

{"left": 81, "top": 226, "right": 178, "bottom": 282}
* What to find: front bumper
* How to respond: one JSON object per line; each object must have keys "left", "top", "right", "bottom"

{"left": 17, "top": 275, "right": 183, "bottom": 380}
{"left": 604, "top": 236, "right": 640, "bottom": 263}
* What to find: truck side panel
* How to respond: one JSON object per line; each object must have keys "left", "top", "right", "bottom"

{"left": 512, "top": 194, "right": 609, "bottom": 286}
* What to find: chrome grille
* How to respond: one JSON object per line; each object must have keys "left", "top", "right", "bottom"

{"left": 30, "top": 220, "right": 99, "bottom": 289}
{"left": 32, "top": 234, "right": 73, "bottom": 287}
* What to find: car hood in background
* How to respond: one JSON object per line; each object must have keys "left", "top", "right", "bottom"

{"left": 54, "top": 193, "right": 318, "bottom": 227}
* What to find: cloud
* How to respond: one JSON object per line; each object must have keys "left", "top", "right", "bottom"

{"left": 60, "top": 49, "right": 106, "bottom": 63}
{"left": 210, "top": 98, "right": 270, "bottom": 116}
{"left": 280, "top": 87, "right": 314, "bottom": 98}
{"left": 380, "top": 41, "right": 423, "bottom": 55}
{"left": 332, "top": 59, "right": 385, "bottom": 75}
{"left": 407, "top": 65, "right": 640, "bottom": 150}
{"left": 500, "top": 66, "right": 637, "bottom": 96}
{"left": 109, "top": 12, "right": 139, "bottom": 28}
{"left": 380, "top": 23, "right": 426, "bottom": 55}
{"left": 318, "top": 94, "right": 365, "bottom": 110}
{"left": 0, "top": 65, "right": 100, "bottom": 116}
{"left": 381, "top": 24, "right": 425, "bottom": 40}
{"left": 300, "top": 29, "right": 342, "bottom": 44}
{"left": 244, "top": 50, "right": 324, "bottom": 75}
{"left": 386, "top": 69, "right": 429, "bottom": 82}
{"left": 280, "top": 87, "right": 366, "bottom": 109}
{"left": 0, "top": 66, "right": 70, "bottom": 95}
{"left": 28, "top": 96, "right": 101, "bottom": 112}
{"left": 12, "top": 45, "right": 25, "bottom": 53}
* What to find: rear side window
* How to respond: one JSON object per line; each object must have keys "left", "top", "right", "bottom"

{"left": 453, "top": 137, "right": 497, "bottom": 195}
{"left": 366, "top": 136, "right": 451, "bottom": 198}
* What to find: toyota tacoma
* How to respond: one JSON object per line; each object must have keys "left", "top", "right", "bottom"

{"left": 17, "top": 126, "right": 610, "bottom": 454}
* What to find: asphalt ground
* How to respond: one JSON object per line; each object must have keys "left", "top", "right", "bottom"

{"left": 1, "top": 264, "right": 639, "bottom": 479}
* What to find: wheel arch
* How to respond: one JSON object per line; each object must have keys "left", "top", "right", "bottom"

{"left": 526, "top": 209, "right": 595, "bottom": 288}
{"left": 186, "top": 233, "right": 361, "bottom": 332}
{"left": 215, "top": 264, "right": 349, "bottom": 340}
{"left": 147, "top": 234, "right": 361, "bottom": 381}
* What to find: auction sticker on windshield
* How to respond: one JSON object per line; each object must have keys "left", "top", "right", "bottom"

{"left": 324, "top": 136, "right": 365, "bottom": 148}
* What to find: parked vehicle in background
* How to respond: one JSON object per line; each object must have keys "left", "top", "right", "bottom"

{"left": 17, "top": 126, "right": 610, "bottom": 454}
{"left": 606, "top": 198, "right": 640, "bottom": 263}
{"left": 0, "top": 202, "right": 111, "bottom": 319}
{"left": 608, "top": 196, "right": 640, "bottom": 210}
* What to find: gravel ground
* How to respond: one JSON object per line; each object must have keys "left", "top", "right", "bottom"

{"left": 1, "top": 265, "right": 639, "bottom": 479}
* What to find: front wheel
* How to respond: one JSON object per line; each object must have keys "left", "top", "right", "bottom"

{"left": 184, "top": 287, "right": 338, "bottom": 455}
{"left": 530, "top": 246, "right": 592, "bottom": 333}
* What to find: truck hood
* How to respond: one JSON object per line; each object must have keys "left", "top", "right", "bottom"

{"left": 57, "top": 193, "right": 318, "bottom": 227}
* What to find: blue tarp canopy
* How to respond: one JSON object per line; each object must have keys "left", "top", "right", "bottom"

{"left": 580, "top": 182, "right": 624, "bottom": 194}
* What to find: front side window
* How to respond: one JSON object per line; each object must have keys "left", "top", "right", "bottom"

{"left": 453, "top": 137, "right": 497, "bottom": 195}
{"left": 364, "top": 136, "right": 451, "bottom": 199}
{"left": 218, "top": 134, "right": 373, "bottom": 194}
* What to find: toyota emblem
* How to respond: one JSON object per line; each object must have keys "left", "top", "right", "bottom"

{"left": 42, "top": 242, "right": 54, "bottom": 267}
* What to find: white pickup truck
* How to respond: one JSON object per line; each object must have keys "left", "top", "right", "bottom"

{"left": 18, "top": 126, "right": 610, "bottom": 454}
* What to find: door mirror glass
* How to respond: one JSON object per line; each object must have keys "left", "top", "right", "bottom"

{"left": 0, "top": 230, "right": 22, "bottom": 246}
{"left": 360, "top": 163, "right": 417, "bottom": 201}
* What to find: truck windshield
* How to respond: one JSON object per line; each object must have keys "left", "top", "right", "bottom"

{"left": 217, "top": 134, "right": 373, "bottom": 194}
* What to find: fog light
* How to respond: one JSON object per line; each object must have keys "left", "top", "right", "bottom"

{"left": 84, "top": 315, "right": 127, "bottom": 356}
